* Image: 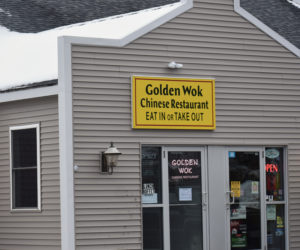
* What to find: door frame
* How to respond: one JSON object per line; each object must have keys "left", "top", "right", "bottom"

{"left": 162, "top": 146, "right": 209, "bottom": 250}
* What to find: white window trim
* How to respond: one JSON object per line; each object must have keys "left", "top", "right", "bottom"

{"left": 9, "top": 124, "right": 41, "bottom": 211}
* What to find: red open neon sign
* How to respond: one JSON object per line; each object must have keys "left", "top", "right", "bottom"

{"left": 265, "top": 163, "right": 278, "bottom": 173}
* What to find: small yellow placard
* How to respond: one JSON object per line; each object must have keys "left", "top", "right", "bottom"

{"left": 231, "top": 181, "right": 241, "bottom": 198}
{"left": 132, "top": 76, "right": 216, "bottom": 130}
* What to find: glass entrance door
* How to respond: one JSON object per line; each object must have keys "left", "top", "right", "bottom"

{"left": 141, "top": 146, "right": 208, "bottom": 250}
{"left": 227, "top": 150, "right": 263, "bottom": 250}
{"left": 168, "top": 150, "right": 205, "bottom": 250}
{"left": 142, "top": 146, "right": 287, "bottom": 250}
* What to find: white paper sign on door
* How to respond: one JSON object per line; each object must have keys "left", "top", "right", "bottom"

{"left": 179, "top": 188, "right": 192, "bottom": 201}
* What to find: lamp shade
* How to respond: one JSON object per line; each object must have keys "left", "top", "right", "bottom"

{"left": 104, "top": 143, "right": 121, "bottom": 168}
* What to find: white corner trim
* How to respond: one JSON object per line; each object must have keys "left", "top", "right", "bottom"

{"left": 58, "top": 37, "right": 75, "bottom": 250}
{"left": 234, "top": 0, "right": 300, "bottom": 57}
{"left": 0, "top": 85, "right": 58, "bottom": 104}
{"left": 58, "top": 0, "right": 193, "bottom": 47}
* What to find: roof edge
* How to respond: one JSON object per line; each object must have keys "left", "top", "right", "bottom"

{"left": 0, "top": 0, "right": 192, "bottom": 103}
{"left": 0, "top": 84, "right": 58, "bottom": 104}
{"left": 0, "top": 79, "right": 57, "bottom": 93}
{"left": 234, "top": 0, "right": 300, "bottom": 57}
{"left": 58, "top": 0, "right": 193, "bottom": 47}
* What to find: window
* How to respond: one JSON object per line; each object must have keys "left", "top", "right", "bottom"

{"left": 10, "top": 124, "right": 40, "bottom": 210}
{"left": 142, "top": 147, "right": 163, "bottom": 250}
{"left": 228, "top": 147, "right": 287, "bottom": 250}
{"left": 265, "top": 147, "right": 286, "bottom": 250}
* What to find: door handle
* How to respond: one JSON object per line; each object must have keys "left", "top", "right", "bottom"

{"left": 230, "top": 191, "right": 235, "bottom": 204}
{"left": 202, "top": 192, "right": 208, "bottom": 206}
{"left": 226, "top": 191, "right": 235, "bottom": 204}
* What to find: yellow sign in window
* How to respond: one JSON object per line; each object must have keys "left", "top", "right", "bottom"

{"left": 132, "top": 76, "right": 216, "bottom": 130}
{"left": 231, "top": 181, "right": 241, "bottom": 198}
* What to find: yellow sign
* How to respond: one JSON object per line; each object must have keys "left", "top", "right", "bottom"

{"left": 132, "top": 76, "right": 216, "bottom": 130}
{"left": 231, "top": 181, "right": 241, "bottom": 198}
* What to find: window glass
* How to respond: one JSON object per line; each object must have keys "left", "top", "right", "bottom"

{"left": 142, "top": 147, "right": 162, "bottom": 204}
{"left": 12, "top": 128, "right": 37, "bottom": 168}
{"left": 168, "top": 151, "right": 203, "bottom": 250}
{"left": 267, "top": 204, "right": 285, "bottom": 250}
{"left": 229, "top": 151, "right": 261, "bottom": 250}
{"left": 168, "top": 151, "right": 202, "bottom": 204}
{"left": 265, "top": 147, "right": 285, "bottom": 250}
{"left": 143, "top": 207, "right": 163, "bottom": 250}
{"left": 170, "top": 205, "right": 203, "bottom": 250}
{"left": 265, "top": 148, "right": 284, "bottom": 201}
{"left": 11, "top": 127, "right": 38, "bottom": 209}
{"left": 13, "top": 169, "right": 37, "bottom": 207}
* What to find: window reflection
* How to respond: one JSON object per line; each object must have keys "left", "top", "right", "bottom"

{"left": 142, "top": 147, "right": 162, "bottom": 204}
{"left": 265, "top": 148, "right": 284, "bottom": 201}
{"left": 267, "top": 205, "right": 285, "bottom": 250}
{"left": 168, "top": 151, "right": 203, "bottom": 250}
{"left": 229, "top": 151, "right": 261, "bottom": 250}
{"left": 142, "top": 147, "right": 163, "bottom": 250}
{"left": 168, "top": 151, "right": 202, "bottom": 205}
{"left": 265, "top": 147, "right": 285, "bottom": 250}
{"left": 11, "top": 127, "right": 38, "bottom": 209}
{"left": 143, "top": 207, "right": 163, "bottom": 250}
{"left": 170, "top": 205, "right": 203, "bottom": 250}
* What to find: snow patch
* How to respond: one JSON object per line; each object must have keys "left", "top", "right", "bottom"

{"left": 0, "top": 7, "right": 12, "bottom": 17}
{"left": 287, "top": 0, "right": 300, "bottom": 8}
{"left": 0, "top": 2, "right": 181, "bottom": 91}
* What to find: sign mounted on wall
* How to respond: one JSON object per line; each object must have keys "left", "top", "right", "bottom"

{"left": 132, "top": 76, "right": 216, "bottom": 130}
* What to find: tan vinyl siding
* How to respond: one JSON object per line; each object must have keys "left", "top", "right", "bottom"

{"left": 72, "top": 0, "right": 300, "bottom": 249}
{"left": 288, "top": 143, "right": 300, "bottom": 249}
{"left": 0, "top": 96, "right": 61, "bottom": 250}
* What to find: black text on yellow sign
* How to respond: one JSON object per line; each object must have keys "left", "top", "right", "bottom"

{"left": 132, "top": 76, "right": 216, "bottom": 130}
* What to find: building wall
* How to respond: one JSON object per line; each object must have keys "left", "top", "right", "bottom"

{"left": 0, "top": 96, "right": 61, "bottom": 250}
{"left": 71, "top": 0, "right": 300, "bottom": 249}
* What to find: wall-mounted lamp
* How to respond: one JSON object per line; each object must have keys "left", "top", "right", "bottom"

{"left": 100, "top": 142, "right": 122, "bottom": 174}
{"left": 168, "top": 61, "right": 183, "bottom": 69}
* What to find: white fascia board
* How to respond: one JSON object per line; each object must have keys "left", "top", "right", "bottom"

{"left": 234, "top": 0, "right": 300, "bottom": 57}
{"left": 60, "top": 0, "right": 193, "bottom": 47}
{"left": 57, "top": 2, "right": 192, "bottom": 250}
{"left": 0, "top": 85, "right": 58, "bottom": 104}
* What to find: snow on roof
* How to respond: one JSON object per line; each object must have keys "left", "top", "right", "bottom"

{"left": 0, "top": 2, "right": 181, "bottom": 91}
{"left": 0, "top": 0, "right": 179, "bottom": 33}
{"left": 287, "top": 0, "right": 300, "bottom": 8}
